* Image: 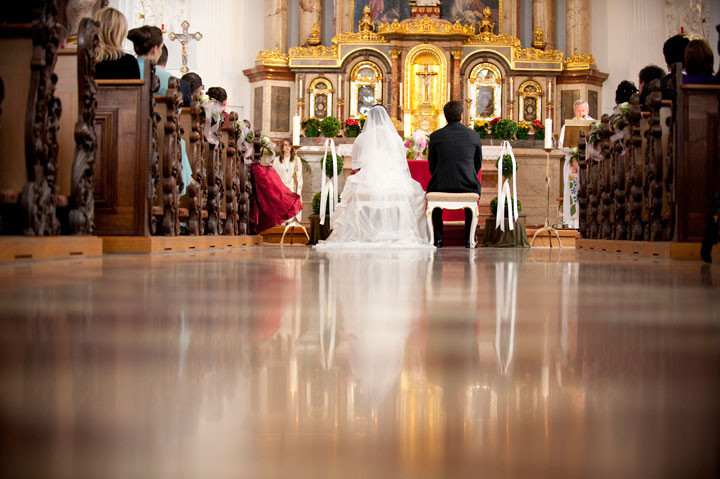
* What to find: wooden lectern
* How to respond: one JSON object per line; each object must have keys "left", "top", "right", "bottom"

{"left": 562, "top": 119, "right": 595, "bottom": 148}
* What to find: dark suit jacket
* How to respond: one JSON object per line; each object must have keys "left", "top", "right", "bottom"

{"left": 427, "top": 121, "right": 482, "bottom": 195}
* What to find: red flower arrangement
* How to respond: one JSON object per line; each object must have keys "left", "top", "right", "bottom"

{"left": 344, "top": 117, "right": 361, "bottom": 137}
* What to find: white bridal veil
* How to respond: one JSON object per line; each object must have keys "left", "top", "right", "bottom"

{"left": 316, "top": 106, "right": 432, "bottom": 249}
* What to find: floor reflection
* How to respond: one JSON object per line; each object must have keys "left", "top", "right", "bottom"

{"left": 0, "top": 248, "right": 718, "bottom": 477}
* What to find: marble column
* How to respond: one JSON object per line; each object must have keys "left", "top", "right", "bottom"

{"left": 334, "top": 0, "right": 353, "bottom": 35}
{"left": 532, "top": 0, "right": 556, "bottom": 50}
{"left": 566, "top": 0, "right": 590, "bottom": 55}
{"left": 502, "top": 0, "right": 519, "bottom": 38}
{"left": 264, "top": 0, "right": 288, "bottom": 53}
{"left": 299, "top": 0, "right": 322, "bottom": 46}
{"left": 451, "top": 51, "right": 463, "bottom": 102}
{"left": 389, "top": 49, "right": 402, "bottom": 120}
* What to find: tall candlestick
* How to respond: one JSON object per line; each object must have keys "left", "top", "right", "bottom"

{"left": 292, "top": 115, "right": 301, "bottom": 146}
{"left": 544, "top": 118, "right": 552, "bottom": 149}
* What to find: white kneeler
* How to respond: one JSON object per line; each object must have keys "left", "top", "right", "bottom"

{"left": 425, "top": 192, "right": 481, "bottom": 248}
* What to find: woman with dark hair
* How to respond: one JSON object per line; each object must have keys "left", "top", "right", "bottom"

{"left": 93, "top": 7, "right": 140, "bottom": 79}
{"left": 128, "top": 25, "right": 173, "bottom": 95}
{"left": 683, "top": 39, "right": 718, "bottom": 85}
{"left": 179, "top": 72, "right": 203, "bottom": 107}
{"left": 615, "top": 80, "right": 638, "bottom": 105}
{"left": 272, "top": 139, "right": 304, "bottom": 222}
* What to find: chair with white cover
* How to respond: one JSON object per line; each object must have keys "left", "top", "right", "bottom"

{"left": 425, "top": 192, "right": 480, "bottom": 247}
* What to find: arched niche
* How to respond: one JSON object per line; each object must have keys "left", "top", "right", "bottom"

{"left": 349, "top": 61, "right": 383, "bottom": 117}
{"left": 518, "top": 80, "right": 543, "bottom": 123}
{"left": 467, "top": 62, "right": 503, "bottom": 122}
{"left": 309, "top": 77, "right": 333, "bottom": 120}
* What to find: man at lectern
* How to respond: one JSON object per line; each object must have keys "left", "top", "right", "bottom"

{"left": 558, "top": 99, "right": 595, "bottom": 147}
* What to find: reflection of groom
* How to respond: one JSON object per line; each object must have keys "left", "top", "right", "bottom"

{"left": 427, "top": 101, "right": 483, "bottom": 248}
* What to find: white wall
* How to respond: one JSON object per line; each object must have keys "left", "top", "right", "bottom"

{"left": 591, "top": 0, "right": 720, "bottom": 115}
{"left": 109, "top": 0, "right": 264, "bottom": 121}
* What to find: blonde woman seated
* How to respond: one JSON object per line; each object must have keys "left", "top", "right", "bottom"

{"left": 316, "top": 105, "right": 432, "bottom": 249}
{"left": 272, "top": 139, "right": 303, "bottom": 222}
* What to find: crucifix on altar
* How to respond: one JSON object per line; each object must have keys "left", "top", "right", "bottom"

{"left": 169, "top": 20, "right": 203, "bottom": 74}
{"left": 416, "top": 64, "right": 437, "bottom": 106}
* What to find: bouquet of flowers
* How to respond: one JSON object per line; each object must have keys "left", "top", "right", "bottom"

{"left": 199, "top": 93, "right": 223, "bottom": 143}
{"left": 344, "top": 118, "right": 360, "bottom": 137}
{"left": 358, "top": 114, "right": 367, "bottom": 130}
{"left": 404, "top": 130, "right": 429, "bottom": 160}
{"left": 261, "top": 136, "right": 277, "bottom": 159}
{"left": 235, "top": 119, "right": 254, "bottom": 162}
{"left": 474, "top": 120, "right": 489, "bottom": 138}
{"left": 516, "top": 120, "right": 530, "bottom": 139}
{"left": 587, "top": 121, "right": 601, "bottom": 145}
{"left": 532, "top": 119, "right": 544, "bottom": 140}
{"left": 610, "top": 101, "right": 631, "bottom": 129}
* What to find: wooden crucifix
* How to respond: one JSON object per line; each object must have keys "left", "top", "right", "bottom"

{"left": 169, "top": 20, "right": 203, "bottom": 74}
{"left": 416, "top": 64, "right": 437, "bottom": 105}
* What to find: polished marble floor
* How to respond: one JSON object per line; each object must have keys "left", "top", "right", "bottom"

{"left": 0, "top": 246, "right": 719, "bottom": 478}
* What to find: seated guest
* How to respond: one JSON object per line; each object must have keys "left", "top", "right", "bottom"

{"left": 206, "top": 86, "right": 231, "bottom": 125}
{"left": 179, "top": 72, "right": 202, "bottom": 107}
{"left": 661, "top": 34, "right": 689, "bottom": 98}
{"left": 683, "top": 39, "right": 718, "bottom": 85}
{"left": 128, "top": 25, "right": 173, "bottom": 95}
{"left": 615, "top": 80, "right": 638, "bottom": 104}
{"left": 157, "top": 44, "right": 169, "bottom": 69}
{"left": 638, "top": 65, "right": 665, "bottom": 106}
{"left": 272, "top": 139, "right": 304, "bottom": 222}
{"left": 558, "top": 99, "right": 595, "bottom": 147}
{"left": 93, "top": 7, "right": 140, "bottom": 79}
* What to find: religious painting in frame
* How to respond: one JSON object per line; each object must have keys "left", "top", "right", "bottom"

{"left": 352, "top": 1, "right": 502, "bottom": 34}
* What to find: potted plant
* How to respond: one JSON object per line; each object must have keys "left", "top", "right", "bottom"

{"left": 497, "top": 153, "right": 519, "bottom": 179}
{"left": 320, "top": 116, "right": 342, "bottom": 137}
{"left": 323, "top": 151, "right": 344, "bottom": 177}
{"left": 474, "top": 120, "right": 489, "bottom": 139}
{"left": 516, "top": 120, "right": 530, "bottom": 140}
{"left": 532, "top": 119, "right": 544, "bottom": 140}
{"left": 490, "top": 196, "right": 523, "bottom": 217}
{"left": 302, "top": 117, "right": 320, "bottom": 137}
{"left": 492, "top": 118, "right": 518, "bottom": 141}
{"left": 344, "top": 118, "right": 360, "bottom": 138}
{"left": 489, "top": 117, "right": 502, "bottom": 137}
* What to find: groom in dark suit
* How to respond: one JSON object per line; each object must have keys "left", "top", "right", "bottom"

{"left": 427, "top": 101, "right": 483, "bottom": 248}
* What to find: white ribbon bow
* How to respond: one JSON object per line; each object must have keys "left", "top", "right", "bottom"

{"left": 495, "top": 140, "right": 519, "bottom": 232}
{"left": 238, "top": 122, "right": 254, "bottom": 163}
{"left": 319, "top": 138, "right": 339, "bottom": 228}
{"left": 201, "top": 101, "right": 223, "bottom": 145}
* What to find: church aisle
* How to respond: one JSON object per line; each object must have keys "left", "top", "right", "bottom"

{"left": 0, "top": 246, "right": 718, "bottom": 478}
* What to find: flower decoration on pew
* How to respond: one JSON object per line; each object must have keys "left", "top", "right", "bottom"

{"left": 531, "top": 119, "right": 545, "bottom": 140}
{"left": 199, "top": 93, "right": 211, "bottom": 103}
{"left": 474, "top": 120, "right": 489, "bottom": 138}
{"left": 404, "top": 130, "right": 429, "bottom": 160}
{"left": 261, "top": 136, "right": 277, "bottom": 158}
{"left": 610, "top": 101, "right": 631, "bottom": 130}
{"left": 587, "top": 122, "right": 601, "bottom": 145}
{"left": 516, "top": 120, "right": 530, "bottom": 139}
{"left": 568, "top": 146, "right": 580, "bottom": 166}
{"left": 345, "top": 118, "right": 360, "bottom": 138}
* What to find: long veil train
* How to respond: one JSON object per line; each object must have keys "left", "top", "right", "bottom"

{"left": 315, "top": 106, "right": 433, "bottom": 249}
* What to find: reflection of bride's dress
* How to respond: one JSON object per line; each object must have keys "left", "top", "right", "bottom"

{"left": 316, "top": 106, "right": 432, "bottom": 249}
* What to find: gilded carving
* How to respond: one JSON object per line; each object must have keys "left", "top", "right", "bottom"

{"left": 531, "top": 25, "right": 547, "bottom": 50}
{"left": 465, "top": 32, "right": 522, "bottom": 47}
{"left": 377, "top": 17, "right": 475, "bottom": 36}
{"left": 389, "top": 49, "right": 402, "bottom": 59}
{"left": 478, "top": 6, "right": 495, "bottom": 33}
{"left": 359, "top": 5, "right": 375, "bottom": 32}
{"left": 289, "top": 44, "right": 339, "bottom": 58}
{"left": 564, "top": 52, "right": 596, "bottom": 70}
{"left": 514, "top": 47, "right": 564, "bottom": 62}
{"left": 256, "top": 48, "right": 289, "bottom": 65}
{"left": 333, "top": 30, "right": 388, "bottom": 43}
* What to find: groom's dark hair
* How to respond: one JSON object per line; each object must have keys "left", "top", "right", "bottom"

{"left": 443, "top": 101, "right": 463, "bottom": 123}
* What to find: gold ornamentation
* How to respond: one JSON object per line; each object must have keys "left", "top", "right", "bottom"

{"left": 307, "top": 23, "right": 321, "bottom": 46}
{"left": 359, "top": 5, "right": 374, "bottom": 32}
{"left": 389, "top": 49, "right": 402, "bottom": 59}
{"left": 531, "top": 25, "right": 546, "bottom": 50}
{"left": 289, "top": 44, "right": 339, "bottom": 58}
{"left": 564, "top": 52, "right": 596, "bottom": 70}
{"left": 451, "top": 50, "right": 464, "bottom": 60}
{"left": 255, "top": 48, "right": 289, "bottom": 65}
{"left": 514, "top": 47, "right": 563, "bottom": 62}
{"left": 479, "top": 6, "right": 495, "bottom": 33}
{"left": 332, "top": 30, "right": 388, "bottom": 44}
{"left": 465, "top": 32, "right": 521, "bottom": 47}
{"left": 377, "top": 17, "right": 475, "bottom": 36}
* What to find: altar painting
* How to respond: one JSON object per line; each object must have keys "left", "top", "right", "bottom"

{"left": 353, "top": 1, "right": 500, "bottom": 34}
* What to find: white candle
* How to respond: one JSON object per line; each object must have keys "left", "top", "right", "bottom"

{"left": 299, "top": 77, "right": 304, "bottom": 96}
{"left": 548, "top": 79, "right": 552, "bottom": 102}
{"left": 447, "top": 82, "right": 451, "bottom": 101}
{"left": 509, "top": 77, "right": 513, "bottom": 101}
{"left": 544, "top": 118, "right": 552, "bottom": 149}
{"left": 338, "top": 75, "right": 342, "bottom": 99}
{"left": 292, "top": 115, "right": 301, "bottom": 146}
{"left": 399, "top": 83, "right": 403, "bottom": 109}
{"left": 403, "top": 113, "right": 411, "bottom": 135}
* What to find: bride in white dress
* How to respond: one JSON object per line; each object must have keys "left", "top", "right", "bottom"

{"left": 316, "top": 105, "right": 432, "bottom": 249}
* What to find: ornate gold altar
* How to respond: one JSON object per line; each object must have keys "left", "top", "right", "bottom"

{"left": 245, "top": 6, "right": 607, "bottom": 138}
